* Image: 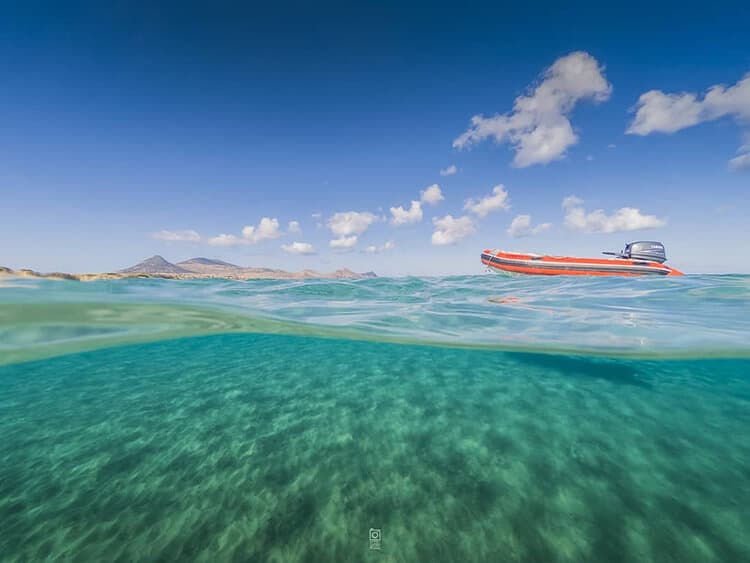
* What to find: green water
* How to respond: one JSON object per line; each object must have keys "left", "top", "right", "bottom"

{"left": 2, "top": 333, "right": 748, "bottom": 562}
{"left": 2, "top": 275, "right": 749, "bottom": 561}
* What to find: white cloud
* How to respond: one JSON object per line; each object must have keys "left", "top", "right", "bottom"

{"left": 607, "top": 143, "right": 616, "bottom": 149}
{"left": 152, "top": 229, "right": 201, "bottom": 242}
{"left": 453, "top": 51, "right": 612, "bottom": 167}
{"left": 627, "top": 91, "right": 705, "bottom": 135}
{"left": 729, "top": 152, "right": 750, "bottom": 170}
{"left": 439, "top": 164, "right": 457, "bottom": 176}
{"left": 627, "top": 73, "right": 750, "bottom": 167}
{"left": 330, "top": 235, "right": 358, "bottom": 248}
{"left": 562, "top": 195, "right": 584, "bottom": 209}
{"left": 464, "top": 185, "right": 510, "bottom": 217}
{"left": 431, "top": 215, "right": 476, "bottom": 245}
{"left": 242, "top": 217, "right": 282, "bottom": 243}
{"left": 365, "top": 240, "right": 395, "bottom": 254}
{"left": 282, "top": 241, "right": 315, "bottom": 254}
{"left": 390, "top": 200, "right": 423, "bottom": 225}
{"left": 628, "top": 75, "right": 750, "bottom": 134}
{"left": 389, "top": 185, "right": 444, "bottom": 226}
{"left": 327, "top": 211, "right": 376, "bottom": 236}
{"left": 586, "top": 154, "right": 594, "bottom": 161}
{"left": 207, "top": 217, "right": 282, "bottom": 246}
{"left": 207, "top": 234, "right": 243, "bottom": 247}
{"left": 507, "top": 215, "right": 552, "bottom": 238}
{"left": 288, "top": 221, "right": 301, "bottom": 233}
{"left": 562, "top": 196, "right": 666, "bottom": 233}
{"left": 420, "top": 184, "right": 444, "bottom": 205}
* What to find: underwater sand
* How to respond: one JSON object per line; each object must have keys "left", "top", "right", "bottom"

{"left": 1, "top": 276, "right": 749, "bottom": 562}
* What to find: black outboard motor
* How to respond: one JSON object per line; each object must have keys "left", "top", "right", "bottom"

{"left": 603, "top": 241, "right": 668, "bottom": 263}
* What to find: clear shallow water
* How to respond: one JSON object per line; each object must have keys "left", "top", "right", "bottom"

{"left": 1, "top": 275, "right": 749, "bottom": 561}
{"left": 1, "top": 274, "right": 749, "bottom": 362}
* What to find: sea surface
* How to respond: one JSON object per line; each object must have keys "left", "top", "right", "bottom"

{"left": 1, "top": 274, "right": 749, "bottom": 562}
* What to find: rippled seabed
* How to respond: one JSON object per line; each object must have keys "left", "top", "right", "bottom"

{"left": 1, "top": 276, "right": 749, "bottom": 562}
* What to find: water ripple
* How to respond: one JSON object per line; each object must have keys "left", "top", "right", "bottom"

{"left": 1, "top": 274, "right": 749, "bottom": 364}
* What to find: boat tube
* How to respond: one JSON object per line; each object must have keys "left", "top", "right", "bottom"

{"left": 481, "top": 241, "right": 684, "bottom": 277}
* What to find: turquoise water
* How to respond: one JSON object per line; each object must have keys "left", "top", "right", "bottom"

{"left": 1, "top": 275, "right": 749, "bottom": 561}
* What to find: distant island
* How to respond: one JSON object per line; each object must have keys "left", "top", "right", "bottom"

{"left": 0, "top": 255, "right": 377, "bottom": 281}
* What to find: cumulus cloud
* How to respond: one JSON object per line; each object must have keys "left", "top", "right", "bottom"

{"left": 627, "top": 73, "right": 750, "bottom": 167}
{"left": 562, "top": 195, "right": 584, "bottom": 209}
{"left": 507, "top": 215, "right": 552, "bottom": 237}
{"left": 562, "top": 196, "right": 666, "bottom": 233}
{"left": 627, "top": 75, "right": 750, "bottom": 134}
{"left": 330, "top": 235, "right": 359, "bottom": 249}
{"left": 242, "top": 217, "right": 282, "bottom": 243}
{"left": 390, "top": 185, "right": 445, "bottom": 226}
{"left": 464, "top": 185, "right": 510, "bottom": 217}
{"left": 152, "top": 229, "right": 201, "bottom": 242}
{"left": 453, "top": 51, "right": 612, "bottom": 167}
{"left": 431, "top": 215, "right": 476, "bottom": 245}
{"left": 439, "top": 165, "right": 457, "bottom": 176}
{"left": 390, "top": 200, "right": 423, "bottom": 225}
{"left": 207, "top": 217, "right": 282, "bottom": 246}
{"left": 207, "top": 234, "right": 243, "bottom": 247}
{"left": 420, "top": 184, "right": 444, "bottom": 205}
{"left": 327, "top": 211, "right": 376, "bottom": 237}
{"left": 627, "top": 91, "right": 705, "bottom": 134}
{"left": 282, "top": 241, "right": 315, "bottom": 254}
{"left": 288, "top": 221, "right": 301, "bottom": 233}
{"left": 365, "top": 240, "right": 395, "bottom": 254}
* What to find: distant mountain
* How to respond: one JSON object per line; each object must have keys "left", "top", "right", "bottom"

{"left": 332, "top": 268, "right": 377, "bottom": 279}
{"left": 176, "top": 257, "right": 244, "bottom": 275}
{"left": 177, "top": 257, "right": 239, "bottom": 268}
{"left": 119, "top": 255, "right": 189, "bottom": 274}
{"left": 1, "top": 256, "right": 377, "bottom": 281}
{"left": 172, "top": 257, "right": 379, "bottom": 279}
{"left": 334, "top": 268, "right": 372, "bottom": 279}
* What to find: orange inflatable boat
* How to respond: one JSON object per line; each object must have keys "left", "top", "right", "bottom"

{"left": 481, "top": 241, "right": 683, "bottom": 277}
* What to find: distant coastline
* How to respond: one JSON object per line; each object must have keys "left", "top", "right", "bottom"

{"left": 0, "top": 255, "right": 377, "bottom": 282}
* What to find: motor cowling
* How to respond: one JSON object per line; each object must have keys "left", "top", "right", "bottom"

{"left": 621, "top": 241, "right": 667, "bottom": 263}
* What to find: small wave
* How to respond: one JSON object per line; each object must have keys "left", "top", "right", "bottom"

{"left": 1, "top": 274, "right": 749, "bottom": 365}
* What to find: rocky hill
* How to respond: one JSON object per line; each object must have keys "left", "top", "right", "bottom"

{"left": 1, "top": 256, "right": 377, "bottom": 281}
{"left": 119, "top": 255, "right": 189, "bottom": 274}
{"left": 176, "top": 257, "right": 243, "bottom": 276}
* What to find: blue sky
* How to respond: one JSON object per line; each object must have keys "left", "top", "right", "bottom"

{"left": 1, "top": 1, "right": 748, "bottom": 275}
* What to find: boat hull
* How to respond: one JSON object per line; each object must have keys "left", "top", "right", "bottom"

{"left": 481, "top": 250, "right": 683, "bottom": 277}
